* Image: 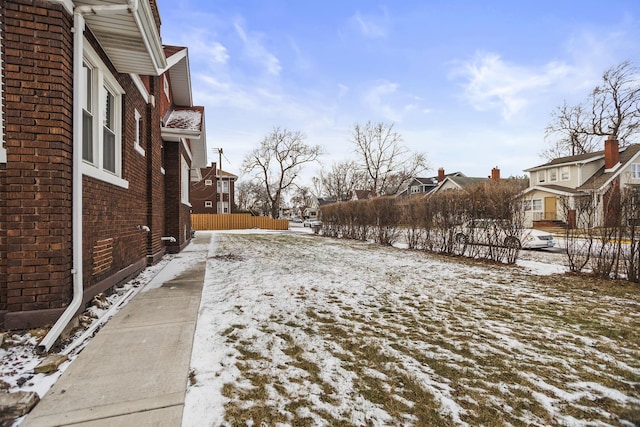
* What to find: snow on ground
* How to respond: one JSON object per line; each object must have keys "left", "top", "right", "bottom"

{"left": 0, "top": 249, "right": 204, "bottom": 425}
{"left": 2, "top": 228, "right": 639, "bottom": 426}
{"left": 183, "top": 230, "right": 640, "bottom": 426}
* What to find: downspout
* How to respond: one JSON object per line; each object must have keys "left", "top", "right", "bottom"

{"left": 38, "top": 0, "right": 140, "bottom": 353}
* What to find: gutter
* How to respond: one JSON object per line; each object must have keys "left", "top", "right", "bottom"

{"left": 38, "top": 0, "right": 140, "bottom": 353}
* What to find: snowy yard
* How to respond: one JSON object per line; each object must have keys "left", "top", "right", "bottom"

{"left": 184, "top": 231, "right": 640, "bottom": 427}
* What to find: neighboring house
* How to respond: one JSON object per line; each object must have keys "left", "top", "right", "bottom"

{"left": 398, "top": 169, "right": 466, "bottom": 197}
{"left": 0, "top": 0, "right": 206, "bottom": 334}
{"left": 190, "top": 162, "right": 237, "bottom": 214}
{"left": 430, "top": 167, "right": 502, "bottom": 195}
{"left": 351, "top": 190, "right": 375, "bottom": 201}
{"left": 522, "top": 136, "right": 640, "bottom": 228}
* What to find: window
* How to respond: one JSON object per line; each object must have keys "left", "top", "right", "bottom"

{"left": 560, "top": 166, "right": 570, "bottom": 181}
{"left": 631, "top": 163, "right": 640, "bottom": 179}
{"left": 217, "top": 180, "right": 221, "bottom": 193}
{"left": 102, "top": 86, "right": 116, "bottom": 173}
{"left": 163, "top": 75, "right": 170, "bottom": 101}
{"left": 204, "top": 201, "right": 213, "bottom": 208}
{"left": 82, "top": 62, "right": 94, "bottom": 163}
{"left": 205, "top": 179, "right": 212, "bottom": 186}
{"left": 181, "top": 155, "right": 190, "bottom": 205}
{"left": 222, "top": 180, "right": 229, "bottom": 193}
{"left": 549, "top": 168, "right": 557, "bottom": 182}
{"left": 537, "top": 171, "right": 546, "bottom": 183}
{"left": 134, "top": 109, "right": 145, "bottom": 156}
{"left": 532, "top": 199, "right": 543, "bottom": 211}
{"left": 522, "top": 200, "right": 531, "bottom": 211}
{"left": 81, "top": 41, "right": 126, "bottom": 187}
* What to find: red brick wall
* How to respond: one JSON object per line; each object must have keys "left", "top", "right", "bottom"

{"left": 146, "top": 74, "right": 166, "bottom": 263}
{"left": 80, "top": 33, "right": 150, "bottom": 292}
{"left": 0, "top": 0, "right": 196, "bottom": 329}
{"left": 1, "top": 0, "right": 74, "bottom": 328}
{"left": 190, "top": 163, "right": 218, "bottom": 214}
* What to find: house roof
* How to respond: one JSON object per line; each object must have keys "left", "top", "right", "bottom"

{"left": 353, "top": 190, "right": 374, "bottom": 200}
{"left": 578, "top": 144, "right": 640, "bottom": 191}
{"left": 318, "top": 197, "right": 337, "bottom": 206}
{"left": 520, "top": 184, "right": 585, "bottom": 197}
{"left": 75, "top": 0, "right": 167, "bottom": 75}
{"left": 164, "top": 106, "right": 204, "bottom": 132}
{"left": 445, "top": 176, "right": 488, "bottom": 189}
{"left": 217, "top": 169, "right": 238, "bottom": 179}
{"left": 161, "top": 106, "right": 208, "bottom": 168}
{"left": 525, "top": 150, "right": 605, "bottom": 172}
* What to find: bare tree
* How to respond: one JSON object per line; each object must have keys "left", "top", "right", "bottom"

{"left": 242, "top": 127, "right": 322, "bottom": 218}
{"left": 544, "top": 102, "right": 596, "bottom": 158}
{"left": 290, "top": 185, "right": 315, "bottom": 218}
{"left": 321, "top": 160, "right": 366, "bottom": 201}
{"left": 235, "top": 180, "right": 270, "bottom": 216}
{"left": 544, "top": 61, "right": 640, "bottom": 159}
{"left": 589, "top": 60, "right": 640, "bottom": 142}
{"left": 351, "top": 121, "right": 428, "bottom": 196}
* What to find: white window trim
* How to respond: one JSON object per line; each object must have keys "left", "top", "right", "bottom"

{"left": 134, "top": 109, "right": 145, "bottom": 156}
{"left": 532, "top": 199, "right": 543, "bottom": 211}
{"left": 549, "top": 168, "right": 558, "bottom": 182}
{"left": 631, "top": 163, "right": 640, "bottom": 180}
{"left": 82, "top": 40, "right": 127, "bottom": 185}
{"left": 181, "top": 155, "right": 191, "bottom": 206}
{"left": 163, "top": 74, "right": 170, "bottom": 101}
{"left": 537, "top": 170, "right": 546, "bottom": 183}
{"left": 205, "top": 179, "right": 212, "bottom": 186}
{"left": 204, "top": 201, "right": 213, "bottom": 208}
{"left": 560, "top": 166, "right": 570, "bottom": 181}
{"left": 129, "top": 73, "right": 152, "bottom": 105}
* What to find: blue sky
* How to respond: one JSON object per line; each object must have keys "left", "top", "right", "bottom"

{"left": 156, "top": 0, "right": 640, "bottom": 184}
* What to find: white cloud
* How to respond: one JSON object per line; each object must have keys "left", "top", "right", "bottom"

{"left": 363, "top": 81, "right": 424, "bottom": 123}
{"left": 351, "top": 10, "right": 388, "bottom": 39}
{"left": 452, "top": 52, "right": 572, "bottom": 120}
{"left": 337, "top": 84, "right": 349, "bottom": 98}
{"left": 233, "top": 20, "right": 282, "bottom": 76}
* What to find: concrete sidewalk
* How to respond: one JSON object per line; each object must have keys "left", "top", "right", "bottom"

{"left": 22, "top": 233, "right": 212, "bottom": 427}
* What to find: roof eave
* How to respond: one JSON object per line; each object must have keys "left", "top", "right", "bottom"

{"left": 76, "top": 0, "right": 168, "bottom": 75}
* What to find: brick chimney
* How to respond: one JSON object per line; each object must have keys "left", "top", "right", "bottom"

{"left": 437, "top": 167, "right": 445, "bottom": 182}
{"left": 491, "top": 166, "right": 500, "bottom": 181}
{"left": 604, "top": 135, "right": 619, "bottom": 169}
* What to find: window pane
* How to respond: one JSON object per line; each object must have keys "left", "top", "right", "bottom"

{"left": 103, "top": 87, "right": 114, "bottom": 130}
{"left": 103, "top": 127, "right": 115, "bottom": 173}
{"left": 82, "top": 63, "right": 92, "bottom": 111}
{"left": 83, "top": 110, "right": 93, "bottom": 162}
{"left": 532, "top": 199, "right": 542, "bottom": 210}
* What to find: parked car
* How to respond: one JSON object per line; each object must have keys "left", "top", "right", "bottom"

{"left": 520, "top": 228, "right": 555, "bottom": 249}
{"left": 290, "top": 216, "right": 303, "bottom": 223}
{"left": 455, "top": 219, "right": 554, "bottom": 249}
{"left": 303, "top": 219, "right": 322, "bottom": 228}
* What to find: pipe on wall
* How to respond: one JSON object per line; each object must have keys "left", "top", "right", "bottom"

{"left": 38, "top": 0, "right": 139, "bottom": 353}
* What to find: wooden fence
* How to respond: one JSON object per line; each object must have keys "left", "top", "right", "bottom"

{"left": 191, "top": 213, "right": 289, "bottom": 231}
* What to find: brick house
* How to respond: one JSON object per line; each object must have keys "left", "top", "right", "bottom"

{"left": 0, "top": 0, "right": 207, "bottom": 343}
{"left": 190, "top": 162, "right": 237, "bottom": 214}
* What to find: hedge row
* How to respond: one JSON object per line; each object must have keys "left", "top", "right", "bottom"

{"left": 319, "top": 180, "right": 526, "bottom": 264}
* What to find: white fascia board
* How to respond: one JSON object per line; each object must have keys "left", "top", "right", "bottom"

{"left": 132, "top": 0, "right": 167, "bottom": 74}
